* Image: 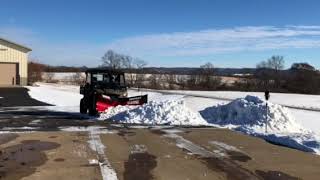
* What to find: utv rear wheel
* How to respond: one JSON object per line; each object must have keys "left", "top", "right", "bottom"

{"left": 80, "top": 99, "right": 87, "bottom": 114}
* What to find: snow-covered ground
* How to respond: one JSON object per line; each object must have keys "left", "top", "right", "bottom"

{"left": 26, "top": 83, "right": 320, "bottom": 155}
{"left": 142, "top": 89, "right": 320, "bottom": 110}
{"left": 27, "top": 83, "right": 82, "bottom": 112}
{"left": 291, "top": 110, "right": 320, "bottom": 133}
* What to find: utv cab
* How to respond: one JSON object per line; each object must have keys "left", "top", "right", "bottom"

{"left": 80, "top": 68, "right": 148, "bottom": 115}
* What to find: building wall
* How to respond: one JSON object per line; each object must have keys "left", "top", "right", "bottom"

{"left": 0, "top": 40, "right": 29, "bottom": 85}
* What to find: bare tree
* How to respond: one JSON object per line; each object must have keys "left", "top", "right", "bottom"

{"left": 186, "top": 74, "right": 198, "bottom": 89}
{"left": 134, "top": 59, "right": 148, "bottom": 89}
{"left": 257, "top": 55, "right": 285, "bottom": 70}
{"left": 268, "top": 56, "right": 285, "bottom": 70}
{"left": 149, "top": 74, "right": 160, "bottom": 89}
{"left": 135, "top": 59, "right": 147, "bottom": 69}
{"left": 71, "top": 72, "right": 84, "bottom": 85}
{"left": 101, "top": 50, "right": 124, "bottom": 69}
{"left": 256, "top": 61, "right": 268, "bottom": 69}
{"left": 199, "top": 62, "right": 220, "bottom": 89}
{"left": 46, "top": 73, "right": 55, "bottom": 83}
{"left": 200, "top": 62, "right": 215, "bottom": 75}
{"left": 122, "top": 55, "right": 135, "bottom": 86}
{"left": 101, "top": 50, "right": 148, "bottom": 88}
{"left": 176, "top": 75, "right": 187, "bottom": 90}
{"left": 256, "top": 56, "right": 285, "bottom": 90}
{"left": 165, "top": 74, "right": 177, "bottom": 89}
{"left": 28, "top": 61, "right": 45, "bottom": 84}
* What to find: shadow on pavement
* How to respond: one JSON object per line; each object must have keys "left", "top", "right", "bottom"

{"left": 0, "top": 107, "right": 105, "bottom": 130}
{"left": 0, "top": 109, "right": 89, "bottom": 120}
{"left": 0, "top": 87, "right": 51, "bottom": 107}
{"left": 0, "top": 87, "right": 94, "bottom": 125}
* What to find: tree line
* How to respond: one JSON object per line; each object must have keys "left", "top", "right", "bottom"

{"left": 235, "top": 55, "right": 320, "bottom": 94}
{"left": 101, "top": 51, "right": 320, "bottom": 94}
{"left": 28, "top": 50, "right": 320, "bottom": 94}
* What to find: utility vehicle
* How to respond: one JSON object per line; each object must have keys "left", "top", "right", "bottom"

{"left": 80, "top": 68, "right": 147, "bottom": 115}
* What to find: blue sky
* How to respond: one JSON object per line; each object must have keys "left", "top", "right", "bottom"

{"left": 1, "top": 0, "right": 320, "bottom": 68}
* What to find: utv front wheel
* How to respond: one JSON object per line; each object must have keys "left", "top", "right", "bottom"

{"left": 80, "top": 99, "right": 87, "bottom": 114}
{"left": 88, "top": 96, "right": 98, "bottom": 116}
{"left": 88, "top": 106, "right": 97, "bottom": 116}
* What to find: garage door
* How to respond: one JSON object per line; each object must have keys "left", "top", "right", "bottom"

{"left": 0, "top": 63, "right": 17, "bottom": 86}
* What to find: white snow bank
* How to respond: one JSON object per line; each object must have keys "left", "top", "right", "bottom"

{"left": 99, "top": 105, "right": 136, "bottom": 120}
{"left": 100, "top": 100, "right": 208, "bottom": 126}
{"left": 259, "top": 132, "right": 320, "bottom": 154}
{"left": 200, "top": 95, "right": 320, "bottom": 154}
{"left": 201, "top": 95, "right": 304, "bottom": 134}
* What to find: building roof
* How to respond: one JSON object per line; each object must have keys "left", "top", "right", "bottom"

{"left": 0, "top": 37, "right": 32, "bottom": 52}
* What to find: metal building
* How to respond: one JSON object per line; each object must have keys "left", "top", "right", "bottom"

{"left": 0, "top": 38, "right": 31, "bottom": 86}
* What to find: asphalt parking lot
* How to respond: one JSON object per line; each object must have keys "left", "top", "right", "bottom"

{"left": 0, "top": 87, "right": 319, "bottom": 180}
{"left": 0, "top": 125, "right": 319, "bottom": 180}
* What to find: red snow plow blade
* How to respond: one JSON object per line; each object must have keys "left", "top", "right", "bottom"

{"left": 96, "top": 95, "right": 148, "bottom": 112}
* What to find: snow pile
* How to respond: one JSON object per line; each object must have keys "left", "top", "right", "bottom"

{"left": 200, "top": 95, "right": 305, "bottom": 134}
{"left": 99, "top": 105, "right": 136, "bottom": 120}
{"left": 201, "top": 95, "right": 320, "bottom": 154}
{"left": 100, "top": 100, "right": 208, "bottom": 126}
{"left": 261, "top": 133, "right": 320, "bottom": 154}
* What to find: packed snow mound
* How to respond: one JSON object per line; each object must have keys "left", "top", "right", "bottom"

{"left": 99, "top": 105, "right": 136, "bottom": 120}
{"left": 100, "top": 100, "right": 208, "bottom": 126}
{"left": 200, "top": 95, "right": 305, "bottom": 134}
{"left": 200, "top": 95, "right": 320, "bottom": 154}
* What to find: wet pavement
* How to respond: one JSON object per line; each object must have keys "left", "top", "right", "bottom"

{"left": 0, "top": 124, "right": 317, "bottom": 179}
{"left": 101, "top": 128, "right": 313, "bottom": 180}
{"left": 0, "top": 92, "right": 316, "bottom": 180}
{"left": 0, "top": 139, "right": 60, "bottom": 180}
{"left": 123, "top": 152, "right": 157, "bottom": 180}
{"left": 0, "top": 131, "right": 102, "bottom": 180}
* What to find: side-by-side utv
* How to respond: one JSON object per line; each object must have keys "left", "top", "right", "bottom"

{"left": 80, "top": 68, "right": 148, "bottom": 115}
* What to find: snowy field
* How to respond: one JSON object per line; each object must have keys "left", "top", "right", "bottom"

{"left": 26, "top": 83, "right": 320, "bottom": 155}
{"left": 139, "top": 89, "right": 320, "bottom": 110}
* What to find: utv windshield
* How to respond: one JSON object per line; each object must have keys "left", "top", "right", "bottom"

{"left": 91, "top": 73, "right": 125, "bottom": 87}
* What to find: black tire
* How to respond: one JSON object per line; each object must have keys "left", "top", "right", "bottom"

{"left": 88, "top": 95, "right": 98, "bottom": 116}
{"left": 80, "top": 98, "right": 87, "bottom": 114}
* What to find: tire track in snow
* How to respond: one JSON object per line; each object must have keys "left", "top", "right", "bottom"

{"left": 88, "top": 131, "right": 118, "bottom": 180}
